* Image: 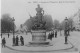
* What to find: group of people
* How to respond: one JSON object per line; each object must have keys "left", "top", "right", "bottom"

{"left": 1, "top": 30, "right": 57, "bottom": 48}
{"left": 13, "top": 35, "right": 24, "bottom": 46}
{"left": 48, "top": 31, "right": 57, "bottom": 40}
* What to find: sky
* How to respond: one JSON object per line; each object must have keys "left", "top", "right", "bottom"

{"left": 1, "top": 0, "right": 80, "bottom": 28}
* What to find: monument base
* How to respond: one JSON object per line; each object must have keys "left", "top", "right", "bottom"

{"left": 27, "top": 30, "right": 51, "bottom": 47}
{"left": 27, "top": 41, "right": 51, "bottom": 47}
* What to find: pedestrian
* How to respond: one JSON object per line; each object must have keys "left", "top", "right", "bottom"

{"left": 15, "top": 35, "right": 19, "bottom": 46}
{"left": 48, "top": 33, "right": 50, "bottom": 39}
{"left": 1, "top": 33, "right": 2, "bottom": 38}
{"left": 12, "top": 36, "right": 16, "bottom": 46}
{"left": 55, "top": 31, "right": 57, "bottom": 38}
{"left": 8, "top": 33, "right": 9, "bottom": 38}
{"left": 50, "top": 32, "right": 53, "bottom": 40}
{"left": 52, "top": 31, "right": 54, "bottom": 38}
{"left": 48, "top": 33, "right": 53, "bottom": 40}
{"left": 2, "top": 37, "right": 6, "bottom": 48}
{"left": 20, "top": 36, "right": 24, "bottom": 46}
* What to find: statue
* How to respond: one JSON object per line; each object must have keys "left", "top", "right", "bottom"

{"left": 28, "top": 4, "right": 50, "bottom": 46}
{"left": 32, "top": 4, "right": 46, "bottom": 30}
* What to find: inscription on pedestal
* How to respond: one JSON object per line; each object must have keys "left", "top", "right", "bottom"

{"left": 32, "top": 31, "right": 46, "bottom": 42}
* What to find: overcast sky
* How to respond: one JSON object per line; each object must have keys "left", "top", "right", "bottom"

{"left": 1, "top": 0, "right": 80, "bottom": 28}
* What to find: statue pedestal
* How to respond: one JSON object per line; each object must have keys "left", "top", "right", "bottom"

{"left": 28, "top": 30, "right": 50, "bottom": 46}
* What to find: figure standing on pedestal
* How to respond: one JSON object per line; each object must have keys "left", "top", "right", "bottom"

{"left": 28, "top": 4, "right": 49, "bottom": 46}
{"left": 32, "top": 4, "right": 46, "bottom": 30}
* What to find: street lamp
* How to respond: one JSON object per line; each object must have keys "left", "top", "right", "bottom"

{"left": 64, "top": 17, "right": 68, "bottom": 44}
{"left": 12, "top": 17, "right": 15, "bottom": 36}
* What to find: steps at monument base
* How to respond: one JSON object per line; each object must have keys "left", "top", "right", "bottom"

{"left": 29, "top": 41, "right": 49, "bottom": 45}
{"left": 26, "top": 41, "right": 52, "bottom": 47}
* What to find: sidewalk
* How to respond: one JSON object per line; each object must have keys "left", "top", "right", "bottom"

{"left": 4, "top": 35, "right": 76, "bottom": 52}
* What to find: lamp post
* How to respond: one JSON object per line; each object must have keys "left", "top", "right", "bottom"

{"left": 12, "top": 17, "right": 15, "bottom": 36}
{"left": 64, "top": 17, "right": 68, "bottom": 44}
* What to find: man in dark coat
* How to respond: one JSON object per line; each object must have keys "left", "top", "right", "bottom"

{"left": 55, "top": 31, "right": 57, "bottom": 38}
{"left": 2, "top": 37, "right": 6, "bottom": 48}
{"left": 52, "top": 31, "right": 54, "bottom": 38}
{"left": 16, "top": 35, "right": 19, "bottom": 46}
{"left": 50, "top": 32, "right": 53, "bottom": 40}
{"left": 12, "top": 36, "right": 15, "bottom": 46}
{"left": 48, "top": 33, "right": 50, "bottom": 39}
{"left": 20, "top": 36, "right": 24, "bottom": 46}
{"left": 48, "top": 33, "right": 51, "bottom": 39}
{"left": 48, "top": 33, "right": 53, "bottom": 40}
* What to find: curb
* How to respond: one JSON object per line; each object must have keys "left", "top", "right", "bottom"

{"left": 6, "top": 45, "right": 74, "bottom": 52}
{"left": 68, "top": 38, "right": 78, "bottom": 51}
{"left": 5, "top": 40, "right": 75, "bottom": 52}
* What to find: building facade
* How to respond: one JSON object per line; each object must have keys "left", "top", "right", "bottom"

{"left": 73, "top": 9, "right": 80, "bottom": 30}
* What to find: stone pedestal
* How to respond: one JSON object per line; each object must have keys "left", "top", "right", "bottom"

{"left": 29, "top": 30, "right": 49, "bottom": 46}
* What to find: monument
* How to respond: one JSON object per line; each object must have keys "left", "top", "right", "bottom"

{"left": 28, "top": 4, "right": 50, "bottom": 46}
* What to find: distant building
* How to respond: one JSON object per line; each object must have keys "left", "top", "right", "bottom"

{"left": 72, "top": 9, "right": 80, "bottom": 30}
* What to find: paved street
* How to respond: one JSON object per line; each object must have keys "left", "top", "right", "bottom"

{"left": 1, "top": 31, "right": 80, "bottom": 53}
{"left": 68, "top": 31, "right": 80, "bottom": 51}
{"left": 59, "top": 31, "right": 80, "bottom": 51}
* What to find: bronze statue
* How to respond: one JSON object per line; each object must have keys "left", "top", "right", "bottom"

{"left": 32, "top": 4, "right": 46, "bottom": 30}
